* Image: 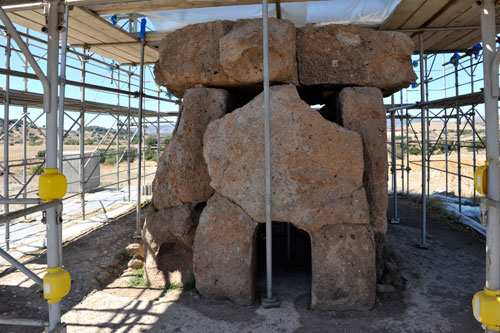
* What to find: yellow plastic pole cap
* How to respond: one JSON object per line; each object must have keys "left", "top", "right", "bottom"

{"left": 473, "top": 288, "right": 500, "bottom": 331}
{"left": 39, "top": 168, "right": 67, "bottom": 202}
{"left": 43, "top": 266, "right": 71, "bottom": 304}
{"left": 474, "top": 165, "right": 488, "bottom": 196}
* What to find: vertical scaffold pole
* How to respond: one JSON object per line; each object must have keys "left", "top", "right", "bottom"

{"left": 143, "top": 122, "right": 146, "bottom": 185}
{"left": 127, "top": 70, "right": 131, "bottom": 202}
{"left": 400, "top": 92, "right": 404, "bottom": 193}
{"left": 425, "top": 56, "right": 430, "bottom": 196}
{"left": 442, "top": 54, "right": 449, "bottom": 196}
{"left": 480, "top": 3, "right": 500, "bottom": 332}
{"left": 22, "top": 28, "right": 28, "bottom": 211}
{"left": 134, "top": 32, "right": 145, "bottom": 239}
{"left": 262, "top": 0, "right": 274, "bottom": 303}
{"left": 157, "top": 90, "right": 160, "bottom": 162}
{"left": 418, "top": 32, "right": 428, "bottom": 249}
{"left": 116, "top": 70, "right": 120, "bottom": 190}
{"left": 79, "top": 50, "right": 86, "bottom": 220}
{"left": 471, "top": 55, "right": 477, "bottom": 203}
{"left": 57, "top": 6, "right": 69, "bottom": 265}
{"left": 3, "top": 33, "right": 10, "bottom": 251}
{"left": 405, "top": 103, "right": 410, "bottom": 194}
{"left": 117, "top": 116, "right": 120, "bottom": 189}
{"left": 455, "top": 65, "right": 462, "bottom": 213}
{"left": 46, "top": 0, "right": 62, "bottom": 329}
{"left": 57, "top": 6, "right": 68, "bottom": 173}
{"left": 390, "top": 95, "right": 399, "bottom": 224}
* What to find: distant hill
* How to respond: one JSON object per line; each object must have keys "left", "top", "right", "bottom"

{"left": 145, "top": 124, "right": 175, "bottom": 136}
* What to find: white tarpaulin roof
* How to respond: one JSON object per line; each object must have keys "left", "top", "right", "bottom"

{"left": 143, "top": 0, "right": 401, "bottom": 32}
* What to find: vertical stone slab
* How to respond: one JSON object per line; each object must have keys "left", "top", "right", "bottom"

{"left": 152, "top": 88, "right": 234, "bottom": 210}
{"left": 338, "top": 87, "right": 388, "bottom": 280}
{"left": 143, "top": 204, "right": 198, "bottom": 288}
{"left": 311, "top": 224, "right": 376, "bottom": 310}
{"left": 203, "top": 84, "right": 368, "bottom": 227}
{"left": 193, "top": 193, "right": 259, "bottom": 305}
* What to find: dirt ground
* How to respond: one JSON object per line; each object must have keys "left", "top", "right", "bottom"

{"left": 0, "top": 196, "right": 486, "bottom": 332}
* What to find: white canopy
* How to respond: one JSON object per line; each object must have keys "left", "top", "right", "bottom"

{"left": 143, "top": 0, "right": 401, "bottom": 32}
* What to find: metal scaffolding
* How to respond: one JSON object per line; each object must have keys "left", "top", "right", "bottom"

{"left": 0, "top": 2, "right": 179, "bottom": 330}
{"left": 0, "top": 0, "right": 498, "bottom": 332}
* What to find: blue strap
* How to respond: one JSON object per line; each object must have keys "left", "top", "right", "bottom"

{"left": 140, "top": 18, "right": 147, "bottom": 39}
{"left": 412, "top": 60, "right": 418, "bottom": 67}
{"left": 110, "top": 14, "right": 119, "bottom": 25}
{"left": 108, "top": 61, "right": 115, "bottom": 71}
{"left": 449, "top": 53, "right": 460, "bottom": 66}
{"left": 411, "top": 82, "right": 417, "bottom": 88}
{"left": 472, "top": 43, "right": 481, "bottom": 57}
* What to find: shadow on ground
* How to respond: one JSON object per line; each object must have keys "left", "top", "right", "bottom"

{"left": 0, "top": 196, "right": 486, "bottom": 332}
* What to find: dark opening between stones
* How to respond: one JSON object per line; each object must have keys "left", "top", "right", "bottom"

{"left": 255, "top": 222, "right": 312, "bottom": 302}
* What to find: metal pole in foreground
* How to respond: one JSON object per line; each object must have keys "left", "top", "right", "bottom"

{"left": 390, "top": 95, "right": 400, "bottom": 224}
{"left": 418, "top": 32, "right": 428, "bottom": 249}
{"left": 133, "top": 37, "right": 145, "bottom": 239}
{"left": 479, "top": 2, "right": 500, "bottom": 332}
{"left": 455, "top": 66, "right": 462, "bottom": 213}
{"left": 22, "top": 29, "right": 28, "bottom": 212}
{"left": 3, "top": 33, "right": 10, "bottom": 250}
{"left": 157, "top": 90, "right": 161, "bottom": 162}
{"left": 79, "top": 51, "right": 86, "bottom": 220}
{"left": 116, "top": 70, "right": 120, "bottom": 190}
{"left": 57, "top": 5, "right": 69, "bottom": 267}
{"left": 262, "top": 0, "right": 275, "bottom": 305}
{"left": 425, "top": 57, "right": 430, "bottom": 197}
{"left": 127, "top": 70, "right": 131, "bottom": 202}
{"left": 57, "top": 6, "right": 68, "bottom": 173}
{"left": 400, "top": 92, "right": 405, "bottom": 193}
{"left": 471, "top": 55, "right": 477, "bottom": 203}
{"left": 46, "top": 0, "right": 62, "bottom": 329}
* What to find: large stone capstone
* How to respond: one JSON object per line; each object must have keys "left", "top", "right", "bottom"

{"left": 219, "top": 18, "right": 298, "bottom": 85}
{"left": 338, "top": 87, "right": 388, "bottom": 280}
{"left": 155, "top": 19, "right": 298, "bottom": 98}
{"left": 154, "top": 21, "right": 234, "bottom": 98}
{"left": 204, "top": 84, "right": 370, "bottom": 230}
{"left": 297, "top": 24, "right": 416, "bottom": 95}
{"left": 152, "top": 88, "right": 233, "bottom": 210}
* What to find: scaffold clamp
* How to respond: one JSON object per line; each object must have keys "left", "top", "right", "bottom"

{"left": 43, "top": 266, "right": 71, "bottom": 304}
{"left": 39, "top": 168, "right": 67, "bottom": 202}
{"left": 474, "top": 162, "right": 488, "bottom": 196}
{"left": 473, "top": 288, "right": 500, "bottom": 331}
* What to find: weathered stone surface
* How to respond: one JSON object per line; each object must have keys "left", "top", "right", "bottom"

{"left": 311, "top": 224, "right": 376, "bottom": 310}
{"left": 297, "top": 24, "right": 417, "bottom": 95}
{"left": 154, "top": 19, "right": 298, "bottom": 98}
{"left": 143, "top": 204, "right": 199, "bottom": 288}
{"left": 219, "top": 18, "right": 298, "bottom": 85}
{"left": 338, "top": 87, "right": 388, "bottom": 280}
{"left": 125, "top": 243, "right": 144, "bottom": 260}
{"left": 193, "top": 193, "right": 258, "bottom": 305}
{"left": 154, "top": 20, "right": 235, "bottom": 98}
{"left": 204, "top": 84, "right": 370, "bottom": 230}
{"left": 152, "top": 88, "right": 232, "bottom": 210}
{"left": 127, "top": 258, "right": 143, "bottom": 269}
